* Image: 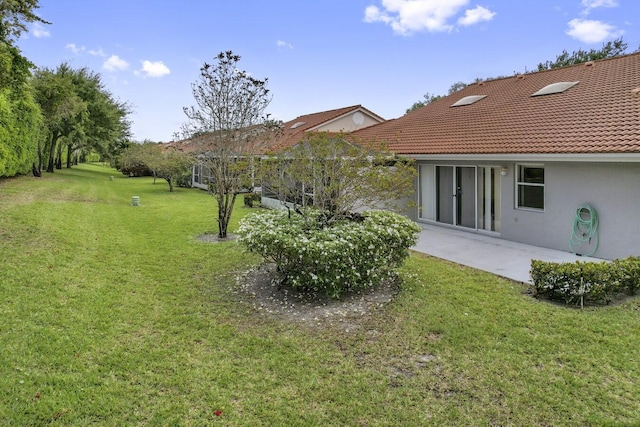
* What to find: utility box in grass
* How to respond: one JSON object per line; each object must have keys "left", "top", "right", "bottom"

{"left": 131, "top": 196, "right": 140, "bottom": 206}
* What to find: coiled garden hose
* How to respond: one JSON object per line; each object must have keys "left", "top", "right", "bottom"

{"left": 570, "top": 204, "right": 599, "bottom": 256}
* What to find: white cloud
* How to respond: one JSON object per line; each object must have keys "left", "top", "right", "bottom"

{"left": 566, "top": 18, "right": 622, "bottom": 43}
{"left": 65, "top": 43, "right": 85, "bottom": 54}
{"left": 103, "top": 55, "right": 130, "bottom": 72}
{"left": 32, "top": 23, "right": 50, "bottom": 38}
{"left": 364, "top": 0, "right": 494, "bottom": 35}
{"left": 581, "top": 0, "right": 618, "bottom": 13}
{"left": 457, "top": 5, "right": 495, "bottom": 26}
{"left": 277, "top": 40, "right": 294, "bottom": 49}
{"left": 137, "top": 60, "right": 171, "bottom": 78}
{"left": 89, "top": 48, "right": 107, "bottom": 57}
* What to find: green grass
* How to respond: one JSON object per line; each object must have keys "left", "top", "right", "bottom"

{"left": 1, "top": 163, "right": 639, "bottom": 426}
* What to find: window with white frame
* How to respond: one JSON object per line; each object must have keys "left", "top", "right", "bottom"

{"left": 516, "top": 165, "right": 544, "bottom": 210}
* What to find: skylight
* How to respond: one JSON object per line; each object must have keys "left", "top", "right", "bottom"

{"left": 531, "top": 81, "right": 579, "bottom": 97}
{"left": 451, "top": 95, "right": 487, "bottom": 107}
{"left": 290, "top": 121, "right": 306, "bottom": 129}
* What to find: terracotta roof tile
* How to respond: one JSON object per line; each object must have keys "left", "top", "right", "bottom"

{"left": 164, "top": 105, "right": 384, "bottom": 154}
{"left": 354, "top": 53, "right": 640, "bottom": 155}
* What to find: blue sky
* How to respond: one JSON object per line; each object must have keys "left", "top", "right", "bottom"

{"left": 18, "top": 0, "right": 640, "bottom": 142}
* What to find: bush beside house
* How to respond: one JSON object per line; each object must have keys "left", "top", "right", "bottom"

{"left": 530, "top": 257, "right": 640, "bottom": 306}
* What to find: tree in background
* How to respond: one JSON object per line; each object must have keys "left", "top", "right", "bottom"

{"left": 118, "top": 142, "right": 194, "bottom": 192}
{"left": 259, "top": 132, "right": 416, "bottom": 225}
{"left": 405, "top": 92, "right": 442, "bottom": 114}
{"left": 182, "top": 51, "right": 278, "bottom": 238}
{"left": 154, "top": 150, "right": 195, "bottom": 192}
{"left": 32, "top": 63, "right": 86, "bottom": 173}
{"left": 118, "top": 141, "right": 158, "bottom": 177}
{"left": 405, "top": 81, "right": 466, "bottom": 114}
{"left": 0, "top": 0, "right": 49, "bottom": 43}
{"left": 535, "top": 37, "right": 636, "bottom": 71}
{"left": 65, "top": 68, "right": 131, "bottom": 168}
{"left": 32, "top": 63, "right": 132, "bottom": 173}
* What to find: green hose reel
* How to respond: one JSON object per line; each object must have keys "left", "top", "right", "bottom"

{"left": 570, "top": 204, "right": 599, "bottom": 256}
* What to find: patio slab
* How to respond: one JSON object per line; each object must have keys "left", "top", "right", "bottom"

{"left": 411, "top": 224, "right": 603, "bottom": 284}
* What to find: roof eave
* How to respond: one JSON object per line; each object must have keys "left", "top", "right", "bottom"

{"left": 405, "top": 152, "right": 640, "bottom": 163}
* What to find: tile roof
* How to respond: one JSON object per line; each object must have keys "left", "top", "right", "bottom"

{"left": 354, "top": 52, "right": 640, "bottom": 156}
{"left": 165, "top": 105, "right": 384, "bottom": 154}
{"left": 268, "top": 105, "right": 383, "bottom": 151}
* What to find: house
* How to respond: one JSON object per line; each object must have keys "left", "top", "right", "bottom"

{"left": 173, "top": 104, "right": 385, "bottom": 191}
{"left": 354, "top": 52, "right": 640, "bottom": 260}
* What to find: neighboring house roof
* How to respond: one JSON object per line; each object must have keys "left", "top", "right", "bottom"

{"left": 272, "top": 105, "right": 384, "bottom": 151}
{"left": 164, "top": 105, "right": 385, "bottom": 154}
{"left": 162, "top": 125, "right": 264, "bottom": 154}
{"left": 354, "top": 52, "right": 640, "bottom": 156}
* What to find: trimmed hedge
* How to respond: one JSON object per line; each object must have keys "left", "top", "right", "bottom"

{"left": 237, "top": 209, "right": 421, "bottom": 298}
{"left": 530, "top": 257, "right": 640, "bottom": 306}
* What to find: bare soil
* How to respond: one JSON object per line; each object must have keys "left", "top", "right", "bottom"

{"left": 234, "top": 263, "right": 400, "bottom": 332}
{"left": 195, "top": 233, "right": 237, "bottom": 243}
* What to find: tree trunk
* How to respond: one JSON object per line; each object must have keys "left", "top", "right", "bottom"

{"left": 55, "top": 143, "right": 63, "bottom": 169}
{"left": 217, "top": 192, "right": 237, "bottom": 239}
{"left": 46, "top": 132, "right": 59, "bottom": 173}
{"left": 36, "top": 139, "right": 43, "bottom": 174}
{"left": 66, "top": 145, "right": 72, "bottom": 168}
{"left": 167, "top": 177, "right": 174, "bottom": 192}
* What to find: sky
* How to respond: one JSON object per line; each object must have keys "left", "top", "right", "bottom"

{"left": 17, "top": 0, "right": 640, "bottom": 143}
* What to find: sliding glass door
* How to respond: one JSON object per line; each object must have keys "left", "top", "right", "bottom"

{"left": 419, "top": 164, "right": 501, "bottom": 232}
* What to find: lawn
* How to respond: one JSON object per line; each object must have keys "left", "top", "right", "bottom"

{"left": 1, "top": 163, "right": 639, "bottom": 426}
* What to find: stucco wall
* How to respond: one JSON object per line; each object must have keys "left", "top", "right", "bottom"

{"left": 414, "top": 160, "right": 640, "bottom": 260}
{"left": 500, "top": 162, "right": 640, "bottom": 260}
{"left": 315, "top": 112, "right": 381, "bottom": 133}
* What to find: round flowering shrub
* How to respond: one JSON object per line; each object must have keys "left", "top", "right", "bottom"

{"left": 237, "top": 209, "right": 421, "bottom": 298}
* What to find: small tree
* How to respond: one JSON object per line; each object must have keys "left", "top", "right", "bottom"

{"left": 155, "top": 150, "right": 194, "bottom": 192}
{"left": 260, "top": 132, "right": 416, "bottom": 225}
{"left": 118, "top": 141, "right": 157, "bottom": 177}
{"left": 182, "top": 51, "right": 276, "bottom": 238}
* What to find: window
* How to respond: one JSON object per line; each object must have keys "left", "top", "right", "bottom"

{"left": 516, "top": 165, "right": 544, "bottom": 210}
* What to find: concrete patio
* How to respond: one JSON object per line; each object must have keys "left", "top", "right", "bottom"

{"left": 412, "top": 223, "right": 603, "bottom": 284}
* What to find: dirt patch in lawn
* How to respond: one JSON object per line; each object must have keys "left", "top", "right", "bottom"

{"left": 235, "top": 263, "right": 400, "bottom": 332}
{"left": 195, "top": 233, "right": 237, "bottom": 243}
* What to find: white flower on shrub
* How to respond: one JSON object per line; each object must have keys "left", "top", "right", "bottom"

{"left": 237, "top": 208, "right": 420, "bottom": 298}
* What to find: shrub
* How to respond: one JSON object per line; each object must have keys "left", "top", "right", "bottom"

{"left": 237, "top": 209, "right": 421, "bottom": 298}
{"left": 243, "top": 192, "right": 261, "bottom": 208}
{"left": 530, "top": 257, "right": 640, "bottom": 306}
{"left": 612, "top": 256, "right": 640, "bottom": 296}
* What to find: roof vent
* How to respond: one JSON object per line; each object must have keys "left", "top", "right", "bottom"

{"left": 532, "top": 81, "right": 579, "bottom": 97}
{"left": 451, "top": 95, "right": 487, "bottom": 107}
{"left": 632, "top": 87, "right": 640, "bottom": 96}
{"left": 290, "top": 121, "right": 306, "bottom": 129}
{"left": 585, "top": 61, "right": 594, "bottom": 67}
